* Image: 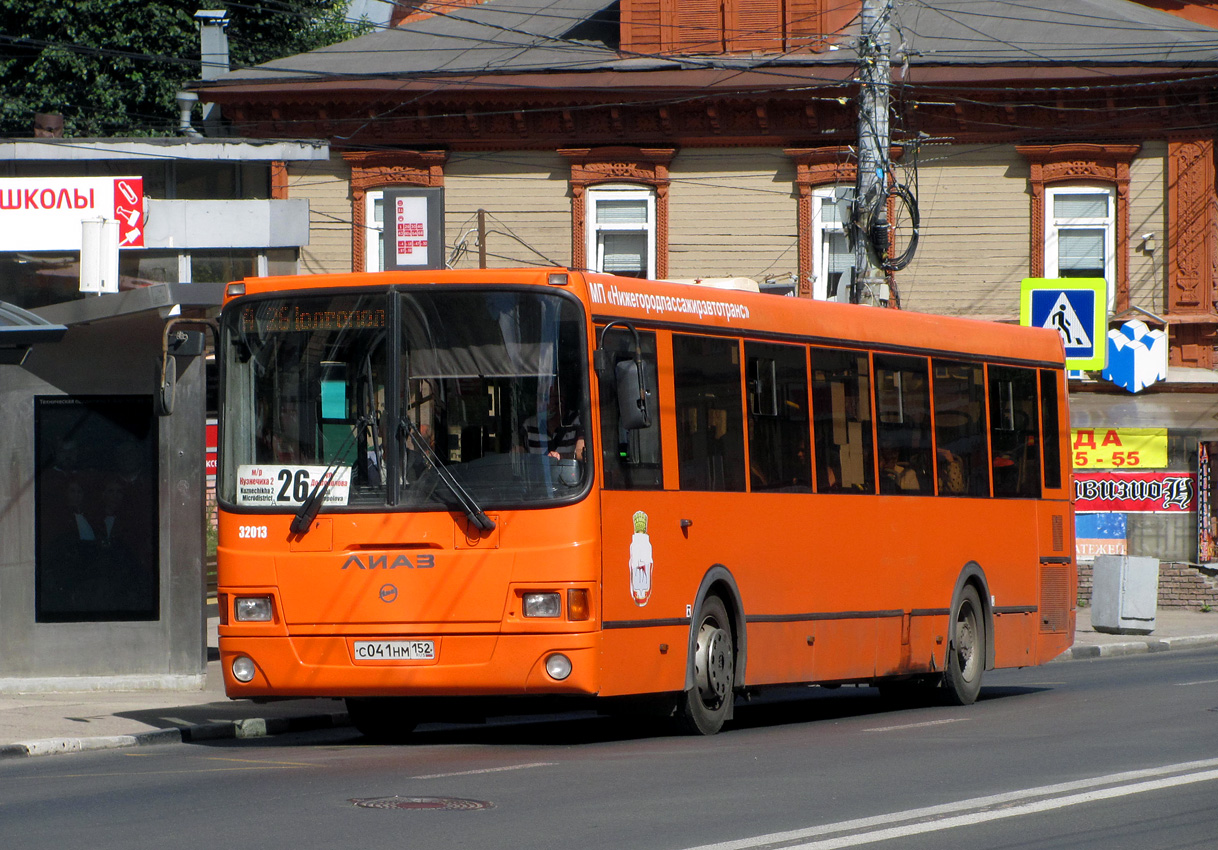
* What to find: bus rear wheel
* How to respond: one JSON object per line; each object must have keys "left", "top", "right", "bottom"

{"left": 345, "top": 697, "right": 419, "bottom": 743}
{"left": 942, "top": 586, "right": 984, "bottom": 705}
{"left": 676, "top": 596, "right": 735, "bottom": 735}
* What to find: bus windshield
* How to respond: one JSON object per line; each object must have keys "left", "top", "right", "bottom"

{"left": 219, "top": 288, "right": 589, "bottom": 513}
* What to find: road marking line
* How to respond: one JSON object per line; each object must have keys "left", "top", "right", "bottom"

{"left": 1176, "top": 678, "right": 1218, "bottom": 686}
{"left": 784, "top": 770, "right": 1218, "bottom": 849}
{"left": 202, "top": 756, "right": 317, "bottom": 767}
{"left": 684, "top": 757, "right": 1218, "bottom": 850}
{"left": 412, "top": 762, "right": 555, "bottom": 780}
{"left": 862, "top": 719, "right": 964, "bottom": 733}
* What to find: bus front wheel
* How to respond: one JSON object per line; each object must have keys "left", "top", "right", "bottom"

{"left": 942, "top": 585, "right": 984, "bottom": 705}
{"left": 346, "top": 697, "right": 419, "bottom": 743}
{"left": 676, "top": 596, "right": 735, "bottom": 735}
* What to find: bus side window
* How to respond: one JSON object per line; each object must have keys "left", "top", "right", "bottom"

{"left": 674, "top": 334, "right": 746, "bottom": 492}
{"left": 988, "top": 365, "right": 1041, "bottom": 498}
{"left": 932, "top": 360, "right": 990, "bottom": 497}
{"left": 598, "top": 328, "right": 663, "bottom": 490}
{"left": 746, "top": 341, "right": 811, "bottom": 492}
{"left": 874, "top": 354, "right": 933, "bottom": 495}
{"left": 810, "top": 348, "right": 874, "bottom": 493}
{"left": 1040, "top": 369, "right": 1063, "bottom": 491}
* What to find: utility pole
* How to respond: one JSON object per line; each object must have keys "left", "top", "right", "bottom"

{"left": 851, "top": 0, "right": 891, "bottom": 305}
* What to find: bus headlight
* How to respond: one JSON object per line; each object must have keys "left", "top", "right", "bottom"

{"left": 234, "top": 596, "right": 273, "bottom": 622}
{"left": 231, "top": 656, "right": 257, "bottom": 683}
{"left": 523, "top": 592, "right": 561, "bottom": 618}
{"left": 545, "top": 653, "right": 572, "bottom": 680}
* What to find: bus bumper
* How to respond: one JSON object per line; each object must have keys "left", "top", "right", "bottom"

{"left": 218, "top": 632, "right": 601, "bottom": 699}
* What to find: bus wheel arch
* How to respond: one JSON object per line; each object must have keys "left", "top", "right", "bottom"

{"left": 677, "top": 566, "right": 746, "bottom": 734}
{"left": 943, "top": 563, "right": 993, "bottom": 705}
{"left": 948, "top": 562, "right": 995, "bottom": 672}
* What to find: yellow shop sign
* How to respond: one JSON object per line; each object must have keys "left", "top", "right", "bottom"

{"left": 1071, "top": 428, "right": 1167, "bottom": 469}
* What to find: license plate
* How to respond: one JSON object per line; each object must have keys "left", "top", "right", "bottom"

{"left": 353, "top": 640, "right": 435, "bottom": 661}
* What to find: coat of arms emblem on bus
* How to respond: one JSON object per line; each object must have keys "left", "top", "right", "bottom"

{"left": 629, "top": 510, "right": 654, "bottom": 606}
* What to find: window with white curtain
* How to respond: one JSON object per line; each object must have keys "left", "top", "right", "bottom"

{"left": 586, "top": 186, "right": 655, "bottom": 279}
{"left": 811, "top": 187, "right": 855, "bottom": 301}
{"left": 1045, "top": 185, "right": 1114, "bottom": 307}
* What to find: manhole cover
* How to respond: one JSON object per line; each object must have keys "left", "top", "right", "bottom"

{"left": 351, "top": 797, "right": 494, "bottom": 811}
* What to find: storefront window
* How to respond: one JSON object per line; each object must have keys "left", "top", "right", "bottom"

{"left": 191, "top": 251, "right": 258, "bottom": 284}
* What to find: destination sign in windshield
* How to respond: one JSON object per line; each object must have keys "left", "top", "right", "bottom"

{"left": 241, "top": 305, "right": 386, "bottom": 333}
{"left": 236, "top": 464, "right": 351, "bottom": 507}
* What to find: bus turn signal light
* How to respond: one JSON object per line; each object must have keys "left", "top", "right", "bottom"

{"left": 567, "top": 588, "right": 590, "bottom": 621}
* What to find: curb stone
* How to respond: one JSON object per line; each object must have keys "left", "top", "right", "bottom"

{"left": 1049, "top": 634, "right": 1218, "bottom": 662}
{"left": 0, "top": 712, "right": 349, "bottom": 760}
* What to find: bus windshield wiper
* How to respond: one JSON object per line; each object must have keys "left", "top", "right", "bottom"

{"left": 290, "top": 414, "right": 369, "bottom": 536}
{"left": 399, "top": 413, "right": 495, "bottom": 532}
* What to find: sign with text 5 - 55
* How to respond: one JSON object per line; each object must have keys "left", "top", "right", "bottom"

{"left": 1020, "top": 278, "right": 1107, "bottom": 370}
{"left": 1071, "top": 428, "right": 1167, "bottom": 469}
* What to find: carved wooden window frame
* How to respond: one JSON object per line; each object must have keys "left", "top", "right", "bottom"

{"left": 1017, "top": 144, "right": 1139, "bottom": 314}
{"left": 787, "top": 148, "right": 856, "bottom": 297}
{"left": 560, "top": 147, "right": 675, "bottom": 279}
{"left": 343, "top": 150, "right": 446, "bottom": 272}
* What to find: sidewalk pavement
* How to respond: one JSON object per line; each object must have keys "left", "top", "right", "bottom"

{"left": 2, "top": 608, "right": 1216, "bottom": 760}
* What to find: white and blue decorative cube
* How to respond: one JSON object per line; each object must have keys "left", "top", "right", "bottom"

{"left": 1102, "top": 319, "right": 1166, "bottom": 393}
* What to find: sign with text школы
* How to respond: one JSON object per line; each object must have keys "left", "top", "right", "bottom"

{"left": 1020, "top": 278, "right": 1107, "bottom": 371}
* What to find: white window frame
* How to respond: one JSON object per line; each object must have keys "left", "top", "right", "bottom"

{"left": 811, "top": 186, "right": 855, "bottom": 302}
{"left": 1045, "top": 184, "right": 1115, "bottom": 310}
{"left": 365, "top": 189, "right": 385, "bottom": 273}
{"left": 585, "top": 185, "right": 656, "bottom": 278}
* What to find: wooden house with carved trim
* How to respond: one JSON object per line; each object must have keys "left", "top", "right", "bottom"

{"left": 198, "top": 1, "right": 1218, "bottom": 562}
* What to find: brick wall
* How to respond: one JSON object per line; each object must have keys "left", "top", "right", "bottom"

{"left": 1077, "top": 560, "right": 1218, "bottom": 609}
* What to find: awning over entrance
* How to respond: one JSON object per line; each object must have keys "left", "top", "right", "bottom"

{"left": 0, "top": 300, "right": 67, "bottom": 366}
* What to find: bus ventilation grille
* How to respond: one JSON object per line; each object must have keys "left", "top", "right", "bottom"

{"left": 1040, "top": 564, "right": 1069, "bottom": 633}
{"left": 1051, "top": 514, "right": 1064, "bottom": 552}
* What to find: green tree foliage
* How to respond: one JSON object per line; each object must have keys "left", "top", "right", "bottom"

{"left": 0, "top": 0, "right": 371, "bottom": 138}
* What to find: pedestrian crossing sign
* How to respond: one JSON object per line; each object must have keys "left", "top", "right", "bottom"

{"left": 1020, "top": 278, "right": 1107, "bottom": 370}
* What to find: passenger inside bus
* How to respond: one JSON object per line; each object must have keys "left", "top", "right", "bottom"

{"left": 878, "top": 445, "right": 922, "bottom": 493}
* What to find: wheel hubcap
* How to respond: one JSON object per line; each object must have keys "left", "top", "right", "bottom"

{"left": 955, "top": 606, "right": 979, "bottom": 681}
{"left": 694, "top": 621, "right": 732, "bottom": 707}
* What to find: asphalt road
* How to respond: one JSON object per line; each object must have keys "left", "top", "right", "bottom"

{"left": 2, "top": 647, "right": 1216, "bottom": 850}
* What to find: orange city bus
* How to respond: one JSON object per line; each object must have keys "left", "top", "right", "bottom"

{"left": 215, "top": 267, "right": 1075, "bottom": 737}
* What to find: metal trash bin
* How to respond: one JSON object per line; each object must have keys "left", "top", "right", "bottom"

{"left": 1091, "top": 555, "right": 1159, "bottom": 635}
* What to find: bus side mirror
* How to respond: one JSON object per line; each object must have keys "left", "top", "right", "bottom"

{"left": 155, "top": 354, "right": 177, "bottom": 416}
{"left": 615, "top": 359, "right": 650, "bottom": 430}
{"left": 155, "top": 321, "right": 216, "bottom": 417}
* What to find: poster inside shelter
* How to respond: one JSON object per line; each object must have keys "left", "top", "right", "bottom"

{"left": 35, "top": 396, "right": 159, "bottom": 622}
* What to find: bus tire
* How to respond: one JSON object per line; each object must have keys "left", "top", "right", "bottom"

{"left": 345, "top": 697, "right": 418, "bottom": 743}
{"left": 676, "top": 595, "right": 735, "bottom": 735}
{"left": 942, "top": 585, "right": 984, "bottom": 705}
